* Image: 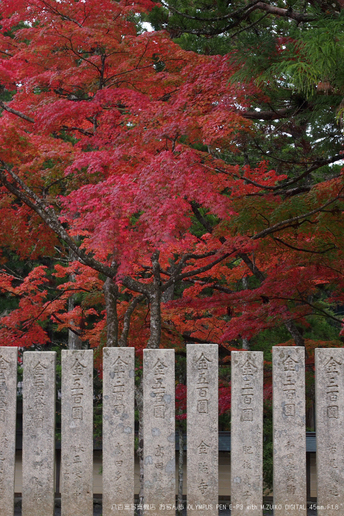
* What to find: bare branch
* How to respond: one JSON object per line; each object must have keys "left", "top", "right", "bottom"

{"left": 0, "top": 102, "right": 34, "bottom": 123}
{"left": 242, "top": 107, "right": 297, "bottom": 121}
{"left": 238, "top": 154, "right": 344, "bottom": 192}
{"left": 62, "top": 125, "right": 94, "bottom": 137}
{"left": 238, "top": 253, "right": 265, "bottom": 282}
{"left": 0, "top": 162, "right": 116, "bottom": 278}
{"left": 254, "top": 2, "right": 317, "bottom": 22}
{"left": 52, "top": 312, "right": 82, "bottom": 336}
{"left": 161, "top": 0, "right": 261, "bottom": 22}
{"left": 40, "top": 0, "right": 83, "bottom": 27}
{"left": 273, "top": 236, "right": 337, "bottom": 254}
{"left": 182, "top": 276, "right": 233, "bottom": 294}
{"left": 161, "top": 0, "right": 315, "bottom": 38}
{"left": 177, "top": 252, "right": 232, "bottom": 282}
{"left": 252, "top": 188, "right": 344, "bottom": 240}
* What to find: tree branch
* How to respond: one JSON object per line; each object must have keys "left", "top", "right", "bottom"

{"left": 242, "top": 107, "right": 297, "bottom": 121}
{"left": 103, "top": 276, "right": 119, "bottom": 347}
{"left": 254, "top": 2, "right": 317, "bottom": 22}
{"left": 239, "top": 154, "right": 344, "bottom": 192}
{"left": 161, "top": 0, "right": 261, "bottom": 22}
{"left": 273, "top": 236, "right": 337, "bottom": 254}
{"left": 0, "top": 102, "right": 34, "bottom": 123}
{"left": 0, "top": 162, "right": 117, "bottom": 278}
{"left": 182, "top": 276, "right": 233, "bottom": 294}
{"left": 252, "top": 188, "right": 344, "bottom": 239}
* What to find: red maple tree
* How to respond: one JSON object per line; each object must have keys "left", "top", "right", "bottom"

{"left": 0, "top": 0, "right": 343, "bottom": 359}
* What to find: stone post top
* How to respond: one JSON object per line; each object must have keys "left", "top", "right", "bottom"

{"left": 315, "top": 347, "right": 342, "bottom": 355}
{"left": 23, "top": 351, "right": 56, "bottom": 355}
{"left": 232, "top": 349, "right": 263, "bottom": 352}
{"left": 103, "top": 346, "right": 135, "bottom": 354}
{"left": 143, "top": 348, "right": 175, "bottom": 351}
{"left": 186, "top": 343, "right": 218, "bottom": 346}
{"left": 61, "top": 349, "right": 93, "bottom": 355}
{"left": 272, "top": 346, "right": 305, "bottom": 352}
{"left": 232, "top": 350, "right": 263, "bottom": 358}
{"left": 274, "top": 345, "right": 304, "bottom": 348}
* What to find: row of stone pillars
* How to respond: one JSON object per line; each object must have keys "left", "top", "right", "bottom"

{"left": 0, "top": 345, "right": 343, "bottom": 516}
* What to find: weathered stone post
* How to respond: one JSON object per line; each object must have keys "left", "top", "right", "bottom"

{"left": 316, "top": 348, "right": 344, "bottom": 515}
{"left": 187, "top": 344, "right": 218, "bottom": 516}
{"left": 22, "top": 351, "right": 56, "bottom": 516}
{"left": 0, "top": 347, "right": 17, "bottom": 516}
{"left": 273, "top": 346, "right": 306, "bottom": 515}
{"left": 61, "top": 349, "right": 93, "bottom": 516}
{"left": 231, "top": 351, "right": 263, "bottom": 516}
{"left": 143, "top": 349, "right": 175, "bottom": 516}
{"left": 103, "top": 347, "right": 135, "bottom": 515}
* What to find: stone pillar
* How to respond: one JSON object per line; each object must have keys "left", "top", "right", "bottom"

{"left": 273, "top": 346, "right": 306, "bottom": 515}
{"left": 143, "top": 349, "right": 175, "bottom": 516}
{"left": 316, "top": 348, "right": 344, "bottom": 515}
{"left": 22, "top": 351, "right": 56, "bottom": 516}
{"left": 231, "top": 351, "right": 263, "bottom": 516}
{"left": 0, "top": 347, "right": 17, "bottom": 516}
{"left": 187, "top": 344, "right": 218, "bottom": 516}
{"left": 103, "top": 347, "right": 135, "bottom": 515}
{"left": 61, "top": 350, "right": 93, "bottom": 516}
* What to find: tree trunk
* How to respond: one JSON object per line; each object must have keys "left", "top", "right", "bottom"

{"left": 147, "top": 289, "right": 161, "bottom": 349}
{"left": 103, "top": 277, "right": 119, "bottom": 347}
{"left": 68, "top": 294, "right": 83, "bottom": 350}
{"left": 118, "top": 295, "right": 145, "bottom": 347}
{"left": 146, "top": 251, "right": 162, "bottom": 349}
{"left": 67, "top": 248, "right": 83, "bottom": 349}
{"left": 161, "top": 265, "right": 175, "bottom": 303}
{"left": 242, "top": 276, "right": 250, "bottom": 350}
{"left": 285, "top": 319, "right": 308, "bottom": 358}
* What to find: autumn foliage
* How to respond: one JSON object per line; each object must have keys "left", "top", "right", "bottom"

{"left": 0, "top": 0, "right": 343, "bottom": 362}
